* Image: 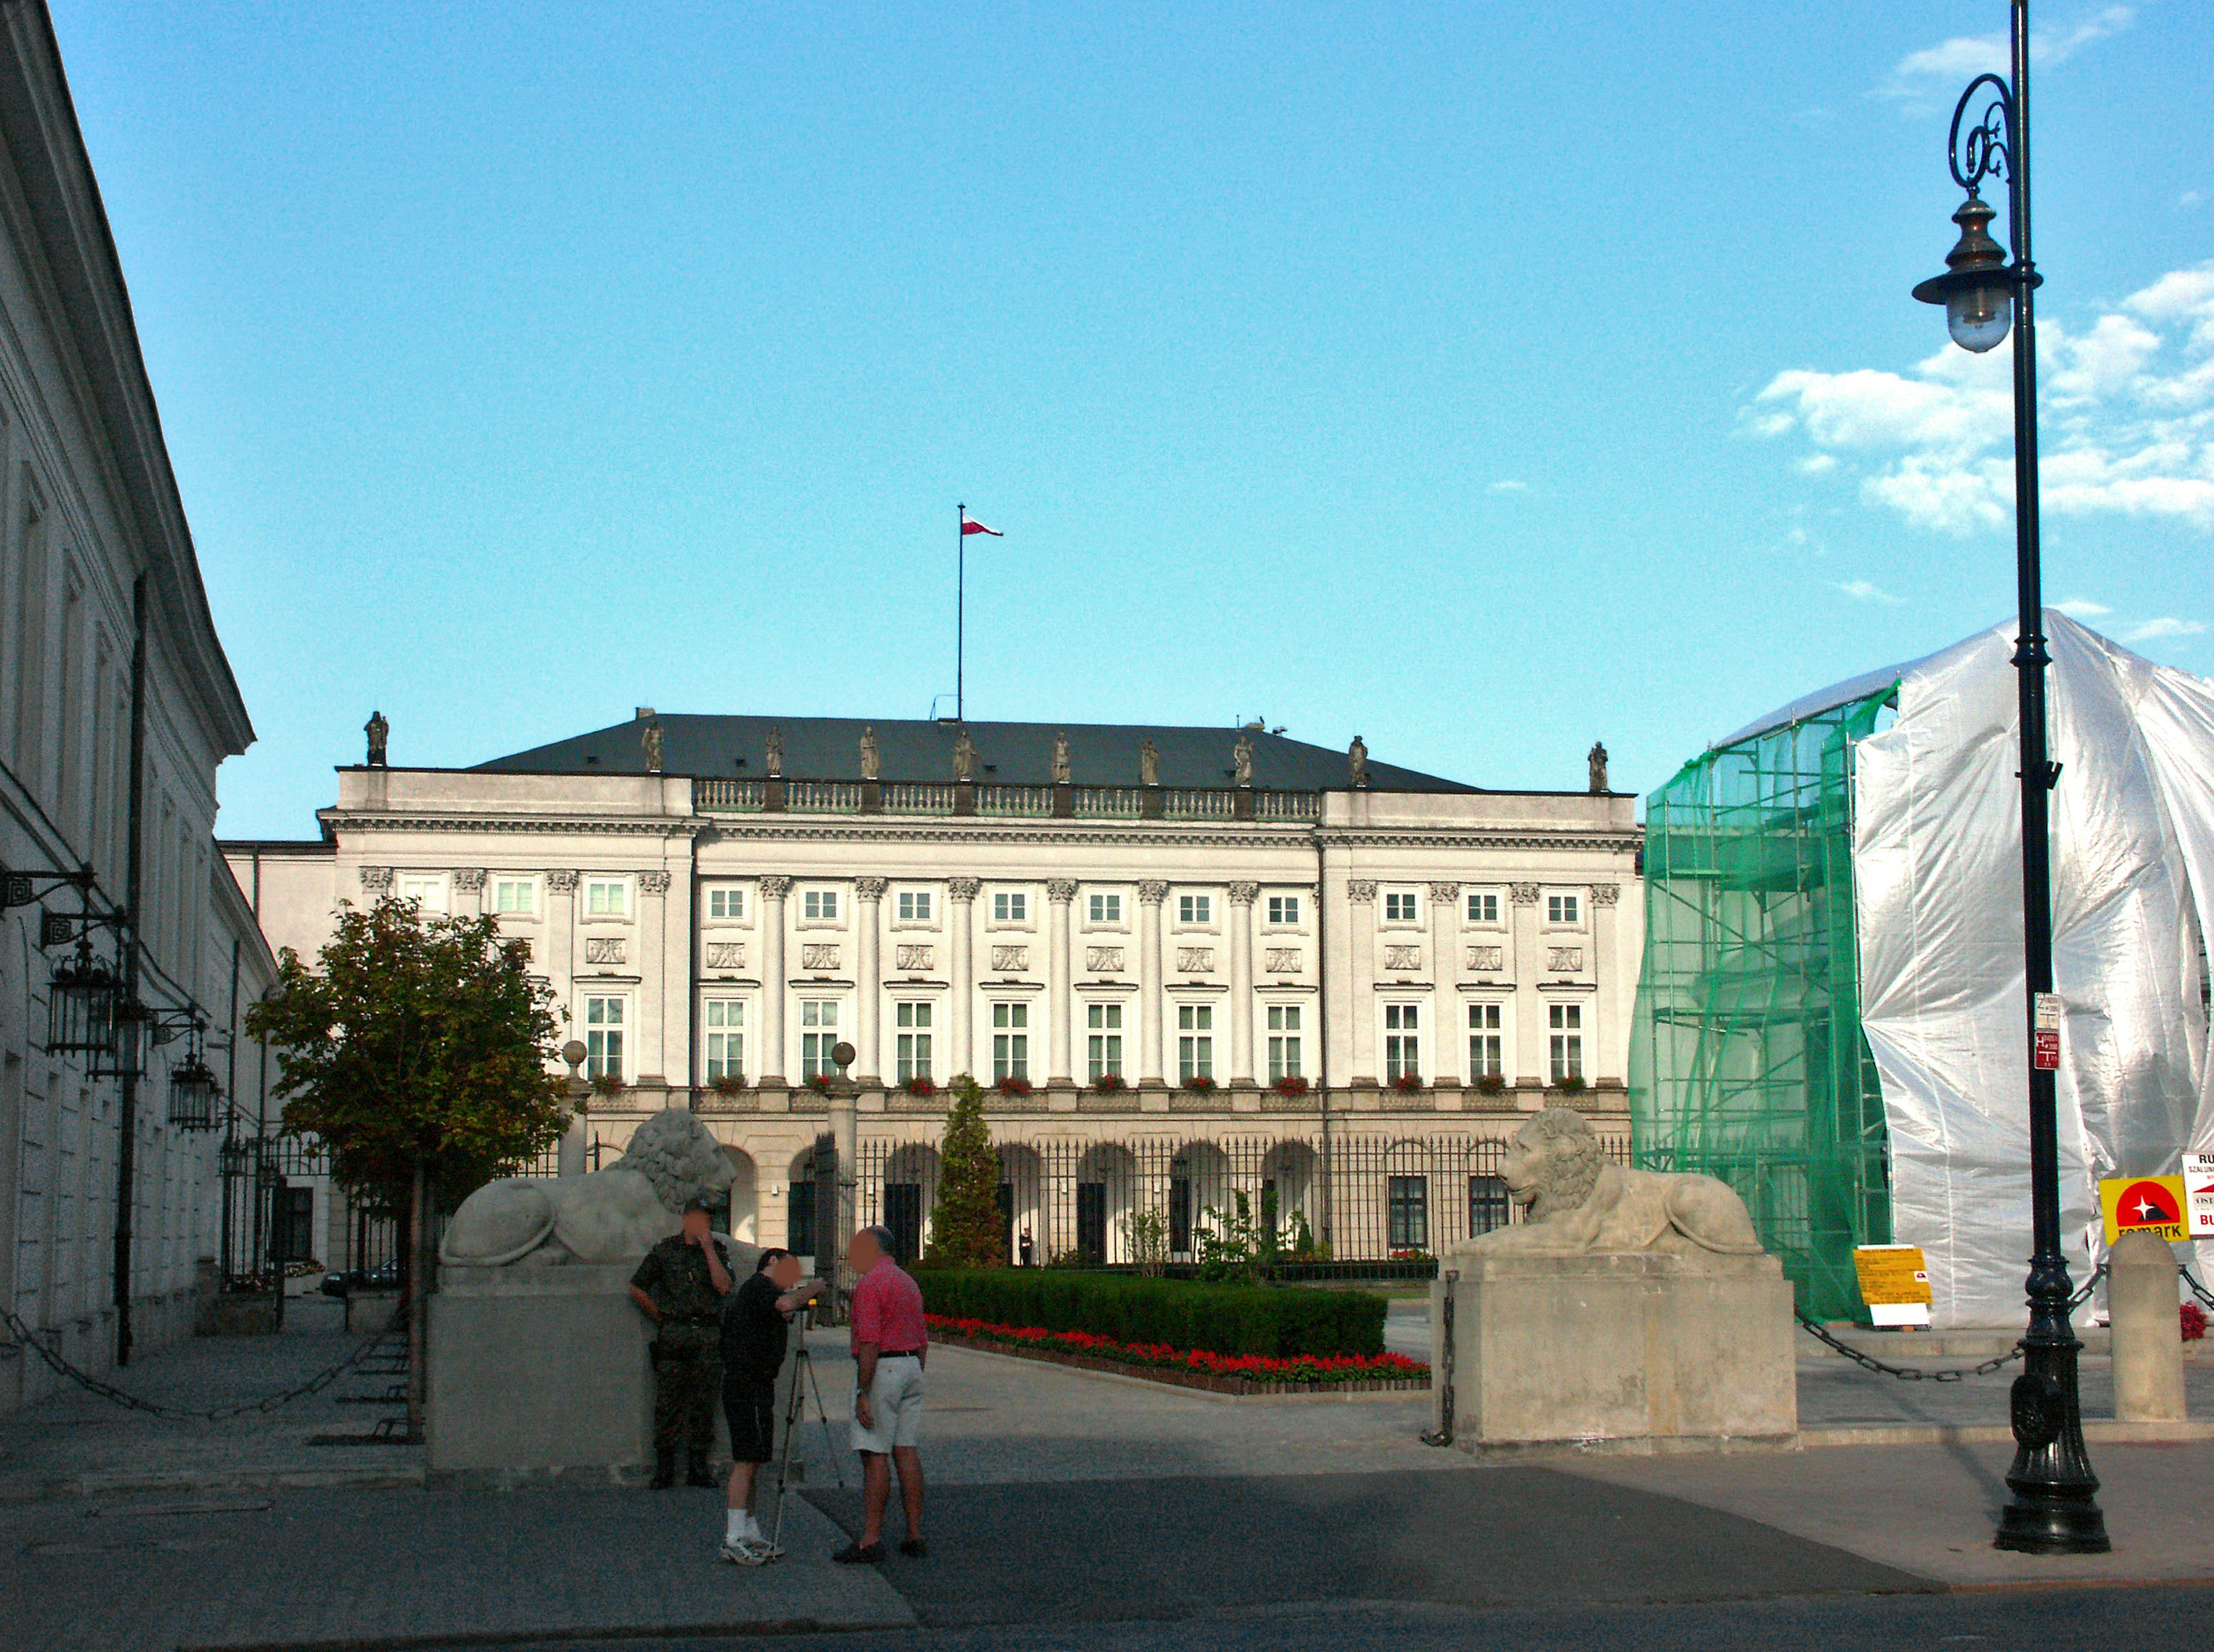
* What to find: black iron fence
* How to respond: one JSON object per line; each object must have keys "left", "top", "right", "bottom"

{"left": 801, "top": 1131, "right": 1633, "bottom": 1268}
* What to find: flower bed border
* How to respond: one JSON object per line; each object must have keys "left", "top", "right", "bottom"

{"left": 927, "top": 1318, "right": 1429, "bottom": 1396}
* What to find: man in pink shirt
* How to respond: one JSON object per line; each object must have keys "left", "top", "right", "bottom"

{"left": 833, "top": 1225, "right": 929, "bottom": 1563}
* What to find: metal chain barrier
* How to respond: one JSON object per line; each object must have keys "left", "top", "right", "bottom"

{"left": 1792, "top": 1262, "right": 2106, "bottom": 1383}
{"left": 0, "top": 1300, "right": 406, "bottom": 1422}
{"left": 2182, "top": 1264, "right": 2214, "bottom": 1314}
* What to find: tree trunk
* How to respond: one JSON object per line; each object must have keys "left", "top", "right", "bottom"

{"left": 406, "top": 1152, "right": 428, "bottom": 1443}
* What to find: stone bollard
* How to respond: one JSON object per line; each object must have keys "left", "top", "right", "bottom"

{"left": 2109, "top": 1229, "right": 2187, "bottom": 1423}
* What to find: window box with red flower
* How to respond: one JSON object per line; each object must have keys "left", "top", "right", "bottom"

{"left": 1272, "top": 1075, "right": 1310, "bottom": 1098}
{"left": 1183, "top": 1074, "right": 1217, "bottom": 1095}
{"left": 996, "top": 1074, "right": 1034, "bottom": 1098}
{"left": 903, "top": 1075, "right": 937, "bottom": 1098}
{"left": 1091, "top": 1073, "right": 1127, "bottom": 1094}
{"left": 805, "top": 1073, "right": 834, "bottom": 1096}
{"left": 1392, "top": 1072, "right": 1425, "bottom": 1094}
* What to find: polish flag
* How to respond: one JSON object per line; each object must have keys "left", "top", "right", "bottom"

{"left": 961, "top": 514, "right": 1002, "bottom": 536}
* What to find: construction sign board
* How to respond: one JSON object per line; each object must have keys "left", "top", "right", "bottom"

{"left": 1854, "top": 1244, "right": 1933, "bottom": 1328}
{"left": 2100, "top": 1175, "right": 2188, "bottom": 1245}
{"left": 2187, "top": 1153, "right": 2214, "bottom": 1239}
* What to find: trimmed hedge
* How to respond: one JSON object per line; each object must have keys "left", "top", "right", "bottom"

{"left": 914, "top": 1270, "right": 1385, "bottom": 1359}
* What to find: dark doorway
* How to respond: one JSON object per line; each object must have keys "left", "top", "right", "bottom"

{"left": 886, "top": 1183, "right": 924, "bottom": 1266}
{"left": 996, "top": 1182, "right": 1015, "bottom": 1261}
{"left": 1168, "top": 1177, "right": 1191, "bottom": 1256}
{"left": 1076, "top": 1181, "right": 1107, "bottom": 1262}
{"left": 272, "top": 1186, "right": 316, "bottom": 1263}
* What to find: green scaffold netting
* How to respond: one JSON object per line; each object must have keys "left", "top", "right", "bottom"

{"left": 1629, "top": 688, "right": 1895, "bottom": 1320}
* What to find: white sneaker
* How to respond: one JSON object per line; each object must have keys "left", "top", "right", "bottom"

{"left": 743, "top": 1534, "right": 784, "bottom": 1561}
{"left": 720, "top": 1541, "right": 769, "bottom": 1566}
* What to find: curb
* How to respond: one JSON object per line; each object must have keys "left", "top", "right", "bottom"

{"left": 0, "top": 1465, "right": 427, "bottom": 1506}
{"left": 1439, "top": 1418, "right": 2214, "bottom": 1461}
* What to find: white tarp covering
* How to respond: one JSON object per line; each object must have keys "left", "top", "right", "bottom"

{"left": 1852, "top": 612, "right": 2214, "bottom": 1327}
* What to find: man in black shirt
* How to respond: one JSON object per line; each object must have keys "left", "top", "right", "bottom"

{"left": 718, "top": 1247, "right": 812, "bottom": 1563}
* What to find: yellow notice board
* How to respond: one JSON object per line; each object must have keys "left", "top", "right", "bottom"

{"left": 2100, "top": 1176, "right": 2187, "bottom": 1244}
{"left": 1854, "top": 1245, "right": 1932, "bottom": 1327}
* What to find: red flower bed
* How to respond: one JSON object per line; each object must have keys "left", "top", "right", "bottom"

{"left": 925, "top": 1312, "right": 1428, "bottom": 1388}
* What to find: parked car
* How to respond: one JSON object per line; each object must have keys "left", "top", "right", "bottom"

{"left": 318, "top": 1259, "right": 404, "bottom": 1297}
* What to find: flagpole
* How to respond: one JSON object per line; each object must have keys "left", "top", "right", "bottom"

{"left": 957, "top": 502, "right": 965, "bottom": 724}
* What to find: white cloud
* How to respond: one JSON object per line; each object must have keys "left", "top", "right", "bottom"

{"left": 2122, "top": 616, "right": 2208, "bottom": 643}
{"left": 2183, "top": 190, "right": 2206, "bottom": 212}
{"left": 1833, "top": 579, "right": 1905, "bottom": 606}
{"left": 1793, "top": 454, "right": 1838, "bottom": 476}
{"left": 1488, "top": 479, "right": 1527, "bottom": 494}
{"left": 2054, "top": 597, "right": 2112, "bottom": 619}
{"left": 1748, "top": 259, "right": 2214, "bottom": 535}
{"left": 1886, "top": 6, "right": 2133, "bottom": 92}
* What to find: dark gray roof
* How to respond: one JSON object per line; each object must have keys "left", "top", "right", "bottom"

{"left": 475, "top": 716, "right": 1477, "bottom": 793}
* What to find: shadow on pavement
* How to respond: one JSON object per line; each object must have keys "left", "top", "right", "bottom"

{"left": 805, "top": 1465, "right": 1937, "bottom": 1626}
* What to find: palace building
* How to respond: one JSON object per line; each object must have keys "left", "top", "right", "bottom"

{"left": 227, "top": 713, "right": 1640, "bottom": 1267}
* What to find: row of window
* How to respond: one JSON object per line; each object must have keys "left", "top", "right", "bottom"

{"left": 592, "top": 994, "right": 1581, "bottom": 1086}
{"left": 393, "top": 875, "right": 1588, "bottom": 932}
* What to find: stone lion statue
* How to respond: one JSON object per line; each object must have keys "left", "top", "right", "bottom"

{"left": 440, "top": 1107, "right": 740, "bottom": 1267}
{"left": 1451, "top": 1107, "right": 1765, "bottom": 1259}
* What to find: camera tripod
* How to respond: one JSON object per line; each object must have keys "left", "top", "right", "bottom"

{"left": 762, "top": 1311, "right": 844, "bottom": 1561}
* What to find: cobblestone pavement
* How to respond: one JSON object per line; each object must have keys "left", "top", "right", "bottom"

{"left": 0, "top": 1296, "right": 423, "bottom": 1503}
{"left": 0, "top": 1482, "right": 911, "bottom": 1651}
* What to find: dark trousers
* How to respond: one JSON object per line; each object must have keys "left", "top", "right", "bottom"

{"left": 651, "top": 1327, "right": 721, "bottom": 1457}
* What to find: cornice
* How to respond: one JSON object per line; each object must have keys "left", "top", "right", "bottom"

{"left": 699, "top": 820, "right": 1321, "bottom": 850}
{"left": 1317, "top": 830, "right": 1643, "bottom": 853}
{"left": 328, "top": 812, "right": 705, "bottom": 840}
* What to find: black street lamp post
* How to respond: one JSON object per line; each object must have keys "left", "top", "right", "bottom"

{"left": 1910, "top": 0, "right": 2108, "bottom": 1556}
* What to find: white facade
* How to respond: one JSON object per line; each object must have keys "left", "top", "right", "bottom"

{"left": 232, "top": 756, "right": 1640, "bottom": 1259}
{"left": 0, "top": 6, "right": 272, "bottom": 1410}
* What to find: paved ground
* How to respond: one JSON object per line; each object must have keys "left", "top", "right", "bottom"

{"left": 2, "top": 1297, "right": 2209, "bottom": 1649}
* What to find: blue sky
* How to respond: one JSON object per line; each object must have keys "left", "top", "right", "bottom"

{"left": 50, "top": 2, "right": 2212, "bottom": 836}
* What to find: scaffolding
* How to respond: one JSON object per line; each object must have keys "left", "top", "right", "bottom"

{"left": 1629, "top": 689, "right": 1895, "bottom": 1320}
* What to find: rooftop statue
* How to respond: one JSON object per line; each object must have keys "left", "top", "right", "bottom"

{"left": 1138, "top": 735, "right": 1160, "bottom": 788}
{"left": 364, "top": 709, "right": 389, "bottom": 769}
{"left": 859, "top": 725, "right": 880, "bottom": 781}
{"left": 952, "top": 727, "right": 978, "bottom": 782}
{"left": 764, "top": 726, "right": 784, "bottom": 779}
{"left": 641, "top": 719, "right": 664, "bottom": 775}
{"left": 1052, "top": 731, "right": 1072, "bottom": 785}
{"left": 1347, "top": 734, "right": 1369, "bottom": 788}
{"left": 440, "top": 1107, "right": 738, "bottom": 1267}
{"left": 1233, "top": 729, "right": 1255, "bottom": 788}
{"left": 1450, "top": 1108, "right": 1765, "bottom": 1262}
{"left": 1588, "top": 740, "right": 1609, "bottom": 794}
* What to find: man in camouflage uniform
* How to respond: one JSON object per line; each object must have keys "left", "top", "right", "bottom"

{"left": 628, "top": 1197, "right": 732, "bottom": 1488}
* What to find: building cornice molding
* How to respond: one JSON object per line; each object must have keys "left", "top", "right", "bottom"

{"left": 701, "top": 820, "right": 1320, "bottom": 850}
{"left": 1318, "top": 830, "right": 1643, "bottom": 854}
{"left": 326, "top": 812, "right": 705, "bottom": 840}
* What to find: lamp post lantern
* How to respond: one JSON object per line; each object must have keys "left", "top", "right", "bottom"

{"left": 1910, "top": 0, "right": 2107, "bottom": 1557}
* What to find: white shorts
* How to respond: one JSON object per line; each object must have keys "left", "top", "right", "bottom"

{"left": 852, "top": 1356, "right": 925, "bottom": 1454}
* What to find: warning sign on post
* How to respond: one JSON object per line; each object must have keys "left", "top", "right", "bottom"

{"left": 2100, "top": 1175, "right": 2187, "bottom": 1244}
{"left": 2032, "top": 992, "right": 2062, "bottom": 1072}
{"left": 1854, "top": 1244, "right": 1933, "bottom": 1328}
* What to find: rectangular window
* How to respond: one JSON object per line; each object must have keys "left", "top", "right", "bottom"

{"left": 1387, "top": 1175, "right": 1429, "bottom": 1251}
{"left": 993, "top": 890, "right": 1027, "bottom": 923}
{"left": 1549, "top": 1002, "right": 1584, "bottom": 1082}
{"left": 895, "top": 1000, "right": 933, "bottom": 1082}
{"left": 1384, "top": 890, "right": 1418, "bottom": 923}
{"left": 584, "top": 995, "right": 625, "bottom": 1079}
{"left": 398, "top": 874, "right": 446, "bottom": 912}
{"left": 1087, "top": 891, "right": 1121, "bottom": 923}
{"left": 800, "top": 999, "right": 841, "bottom": 1078}
{"left": 1266, "top": 894, "right": 1301, "bottom": 925}
{"left": 1468, "top": 1002, "right": 1504, "bottom": 1079}
{"left": 992, "top": 1002, "right": 1030, "bottom": 1080}
{"left": 897, "top": 890, "right": 932, "bottom": 922}
{"left": 494, "top": 879, "right": 534, "bottom": 915}
{"left": 708, "top": 887, "right": 746, "bottom": 920}
{"left": 1177, "top": 1004, "right": 1214, "bottom": 1081}
{"left": 1384, "top": 1003, "right": 1421, "bottom": 1080}
{"left": 1465, "top": 890, "right": 1499, "bottom": 925}
{"left": 1086, "top": 1003, "right": 1124, "bottom": 1080}
{"left": 585, "top": 878, "right": 627, "bottom": 916}
{"left": 1546, "top": 892, "right": 1582, "bottom": 925}
{"left": 1177, "top": 893, "right": 1212, "bottom": 925}
{"left": 1469, "top": 1173, "right": 1511, "bottom": 1236}
{"left": 803, "top": 889, "right": 839, "bottom": 922}
{"left": 1266, "top": 1004, "right": 1302, "bottom": 1081}
{"left": 704, "top": 999, "right": 745, "bottom": 1080}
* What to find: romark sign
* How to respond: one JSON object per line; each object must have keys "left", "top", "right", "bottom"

{"left": 2099, "top": 1175, "right": 2187, "bottom": 1245}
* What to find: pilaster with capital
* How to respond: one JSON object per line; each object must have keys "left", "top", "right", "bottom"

{"left": 1509, "top": 880, "right": 1543, "bottom": 1086}
{"left": 948, "top": 878, "right": 980, "bottom": 1081}
{"left": 1136, "top": 880, "right": 1169, "bottom": 1086}
{"left": 1591, "top": 882, "right": 1622, "bottom": 1086}
{"left": 1428, "top": 882, "right": 1462, "bottom": 1099}
{"left": 1046, "top": 879, "right": 1077, "bottom": 1085}
{"left": 853, "top": 878, "right": 887, "bottom": 1086}
{"left": 1227, "top": 882, "right": 1259, "bottom": 1087}
{"left": 545, "top": 870, "right": 579, "bottom": 1022}
{"left": 450, "top": 867, "right": 487, "bottom": 915}
{"left": 759, "top": 876, "right": 792, "bottom": 1087}
{"left": 637, "top": 869, "right": 673, "bottom": 1083}
{"left": 1345, "top": 880, "right": 1379, "bottom": 1087}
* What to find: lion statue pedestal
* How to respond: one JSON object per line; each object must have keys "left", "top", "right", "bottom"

{"left": 426, "top": 1108, "right": 754, "bottom": 1481}
{"left": 1430, "top": 1109, "right": 1796, "bottom": 1451}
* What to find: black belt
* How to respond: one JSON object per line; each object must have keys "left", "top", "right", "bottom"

{"left": 878, "top": 1349, "right": 923, "bottom": 1359}
{"left": 661, "top": 1316, "right": 718, "bottom": 1329}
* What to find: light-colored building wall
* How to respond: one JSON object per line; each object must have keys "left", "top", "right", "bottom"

{"left": 0, "top": 3, "right": 263, "bottom": 1410}
{"left": 231, "top": 764, "right": 1640, "bottom": 1260}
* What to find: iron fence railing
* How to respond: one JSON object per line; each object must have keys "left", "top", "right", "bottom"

{"left": 693, "top": 778, "right": 1326, "bottom": 822}
{"left": 780, "top": 1131, "right": 1631, "bottom": 1268}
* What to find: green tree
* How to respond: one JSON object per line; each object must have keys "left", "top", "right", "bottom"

{"left": 921, "top": 1076, "right": 1005, "bottom": 1268}
{"left": 246, "top": 897, "right": 567, "bottom": 1436}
